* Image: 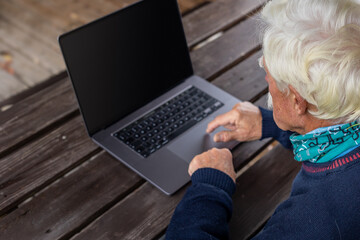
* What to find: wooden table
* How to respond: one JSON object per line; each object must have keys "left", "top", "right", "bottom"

{"left": 0, "top": 1, "right": 301, "bottom": 239}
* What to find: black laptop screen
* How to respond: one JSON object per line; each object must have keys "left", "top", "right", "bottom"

{"left": 59, "top": 0, "right": 193, "bottom": 136}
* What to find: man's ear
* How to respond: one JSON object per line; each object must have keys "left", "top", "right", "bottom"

{"left": 289, "top": 85, "right": 307, "bottom": 115}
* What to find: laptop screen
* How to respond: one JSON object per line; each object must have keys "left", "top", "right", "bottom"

{"left": 59, "top": 0, "right": 193, "bottom": 136}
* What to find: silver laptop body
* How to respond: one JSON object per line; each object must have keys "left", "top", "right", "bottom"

{"left": 59, "top": 0, "right": 241, "bottom": 195}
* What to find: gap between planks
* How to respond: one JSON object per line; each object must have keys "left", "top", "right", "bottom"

{"left": 236, "top": 141, "right": 278, "bottom": 178}
{"left": 0, "top": 0, "right": 270, "bottom": 235}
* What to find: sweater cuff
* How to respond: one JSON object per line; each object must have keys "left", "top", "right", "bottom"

{"left": 259, "top": 107, "right": 279, "bottom": 139}
{"left": 191, "top": 168, "right": 236, "bottom": 196}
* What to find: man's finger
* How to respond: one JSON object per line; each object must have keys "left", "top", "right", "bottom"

{"left": 213, "top": 130, "right": 237, "bottom": 142}
{"left": 206, "top": 110, "right": 237, "bottom": 133}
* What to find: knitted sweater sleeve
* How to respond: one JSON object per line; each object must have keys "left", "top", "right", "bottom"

{"left": 259, "top": 107, "right": 293, "bottom": 149}
{"left": 165, "top": 108, "right": 293, "bottom": 240}
{"left": 166, "top": 168, "right": 236, "bottom": 240}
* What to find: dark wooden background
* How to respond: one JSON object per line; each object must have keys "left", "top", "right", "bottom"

{"left": 0, "top": 1, "right": 301, "bottom": 239}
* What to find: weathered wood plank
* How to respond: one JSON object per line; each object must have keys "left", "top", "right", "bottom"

{"left": 0, "top": 25, "right": 63, "bottom": 78}
{"left": 67, "top": 97, "right": 271, "bottom": 240}
{"left": 0, "top": 38, "right": 49, "bottom": 87}
{"left": 0, "top": 3, "right": 270, "bottom": 236}
{"left": 0, "top": 116, "right": 98, "bottom": 214}
{"left": 178, "top": 0, "right": 210, "bottom": 15}
{"left": 0, "top": 71, "right": 67, "bottom": 112}
{"left": 0, "top": 0, "right": 264, "bottom": 103}
{"left": 0, "top": 25, "right": 60, "bottom": 86}
{"left": 0, "top": 64, "right": 270, "bottom": 240}
{"left": 72, "top": 182, "right": 184, "bottom": 240}
{"left": 229, "top": 146, "right": 301, "bottom": 239}
{"left": 0, "top": 70, "right": 27, "bottom": 103}
{"left": 0, "top": 79, "right": 77, "bottom": 155}
{"left": 183, "top": 0, "right": 267, "bottom": 47}
{"left": 70, "top": 142, "right": 297, "bottom": 240}
{"left": 0, "top": 0, "right": 210, "bottom": 102}
{"left": 0, "top": 13, "right": 263, "bottom": 159}
{"left": 0, "top": 0, "right": 64, "bottom": 50}
{"left": 0, "top": 54, "right": 271, "bottom": 240}
{"left": 192, "top": 15, "right": 261, "bottom": 80}
{"left": 0, "top": 151, "right": 143, "bottom": 240}
{"left": 212, "top": 51, "right": 267, "bottom": 102}
{"left": 0, "top": 35, "right": 267, "bottom": 217}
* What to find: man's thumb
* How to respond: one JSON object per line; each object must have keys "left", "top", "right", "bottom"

{"left": 213, "top": 131, "right": 235, "bottom": 142}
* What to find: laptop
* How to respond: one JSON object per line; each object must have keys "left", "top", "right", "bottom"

{"left": 58, "top": 0, "right": 240, "bottom": 195}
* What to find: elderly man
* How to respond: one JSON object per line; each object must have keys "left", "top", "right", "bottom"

{"left": 166, "top": 0, "right": 360, "bottom": 239}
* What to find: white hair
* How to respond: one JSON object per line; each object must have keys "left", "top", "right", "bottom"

{"left": 259, "top": 0, "right": 360, "bottom": 122}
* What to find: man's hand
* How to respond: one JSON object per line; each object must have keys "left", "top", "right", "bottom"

{"left": 188, "top": 148, "right": 236, "bottom": 183}
{"left": 206, "top": 102, "right": 262, "bottom": 143}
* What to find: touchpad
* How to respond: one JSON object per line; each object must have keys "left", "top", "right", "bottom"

{"left": 167, "top": 120, "right": 238, "bottom": 163}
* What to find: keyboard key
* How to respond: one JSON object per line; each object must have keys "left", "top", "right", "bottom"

{"left": 125, "top": 137, "right": 135, "bottom": 144}
{"left": 203, "top": 108, "right": 211, "bottom": 114}
{"left": 195, "top": 115, "right": 203, "bottom": 122}
{"left": 162, "top": 138, "right": 169, "bottom": 145}
{"left": 131, "top": 127, "right": 139, "bottom": 133}
{"left": 114, "top": 87, "right": 223, "bottom": 158}
{"left": 214, "top": 101, "right": 222, "bottom": 107}
{"left": 117, "top": 133, "right": 126, "bottom": 141}
{"left": 129, "top": 140, "right": 141, "bottom": 149}
{"left": 166, "top": 119, "right": 197, "bottom": 141}
{"left": 136, "top": 146, "right": 145, "bottom": 153}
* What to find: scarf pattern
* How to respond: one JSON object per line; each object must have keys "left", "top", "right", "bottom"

{"left": 290, "top": 122, "right": 360, "bottom": 163}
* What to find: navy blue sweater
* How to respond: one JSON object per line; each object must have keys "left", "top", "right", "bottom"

{"left": 166, "top": 108, "right": 360, "bottom": 239}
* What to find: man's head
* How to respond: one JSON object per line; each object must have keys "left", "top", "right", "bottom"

{"left": 259, "top": 0, "right": 360, "bottom": 131}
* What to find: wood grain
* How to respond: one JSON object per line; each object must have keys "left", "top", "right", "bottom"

{"left": 0, "top": 69, "right": 27, "bottom": 102}
{"left": 0, "top": 116, "right": 98, "bottom": 214}
{"left": 0, "top": 9, "right": 264, "bottom": 161}
{"left": 0, "top": 2, "right": 284, "bottom": 239}
{"left": 70, "top": 143, "right": 297, "bottom": 240}
{"left": 229, "top": 146, "right": 301, "bottom": 239}
{"left": 0, "top": 79, "right": 77, "bottom": 155}
{"left": 0, "top": 0, "right": 212, "bottom": 103}
{"left": 66, "top": 96, "right": 271, "bottom": 240}
{"left": 212, "top": 51, "right": 267, "bottom": 102}
{"left": 191, "top": 16, "right": 261, "bottom": 80}
{"left": 0, "top": 65, "right": 271, "bottom": 239}
{"left": 0, "top": 151, "right": 143, "bottom": 240}
{"left": 183, "top": 0, "right": 267, "bottom": 47}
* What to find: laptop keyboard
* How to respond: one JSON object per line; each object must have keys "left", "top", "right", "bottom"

{"left": 113, "top": 86, "right": 223, "bottom": 158}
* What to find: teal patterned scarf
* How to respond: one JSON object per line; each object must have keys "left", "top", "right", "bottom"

{"left": 290, "top": 121, "right": 360, "bottom": 163}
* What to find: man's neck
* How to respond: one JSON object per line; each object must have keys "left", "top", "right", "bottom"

{"left": 293, "top": 114, "right": 340, "bottom": 135}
